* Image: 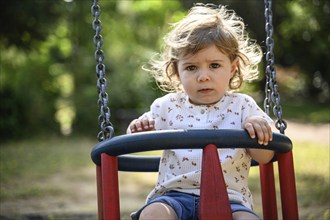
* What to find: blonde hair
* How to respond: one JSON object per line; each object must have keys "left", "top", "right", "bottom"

{"left": 146, "top": 3, "right": 263, "bottom": 92}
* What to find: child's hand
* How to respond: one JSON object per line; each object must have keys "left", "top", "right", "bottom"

{"left": 244, "top": 116, "right": 272, "bottom": 146}
{"left": 128, "top": 117, "right": 155, "bottom": 133}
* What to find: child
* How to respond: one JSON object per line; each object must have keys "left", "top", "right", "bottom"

{"left": 128, "top": 3, "right": 273, "bottom": 220}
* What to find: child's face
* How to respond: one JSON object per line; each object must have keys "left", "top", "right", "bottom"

{"left": 177, "top": 44, "right": 237, "bottom": 105}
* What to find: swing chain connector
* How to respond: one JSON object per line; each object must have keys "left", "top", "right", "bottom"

{"left": 91, "top": 0, "right": 114, "bottom": 142}
{"left": 264, "top": 0, "right": 287, "bottom": 135}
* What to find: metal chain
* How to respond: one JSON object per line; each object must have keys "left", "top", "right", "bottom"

{"left": 91, "top": 0, "right": 114, "bottom": 141}
{"left": 264, "top": 0, "right": 287, "bottom": 134}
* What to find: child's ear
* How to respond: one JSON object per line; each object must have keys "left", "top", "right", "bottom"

{"left": 230, "top": 58, "right": 239, "bottom": 78}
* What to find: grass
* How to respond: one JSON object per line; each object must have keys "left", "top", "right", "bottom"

{"left": 249, "top": 140, "right": 330, "bottom": 220}
{"left": 281, "top": 101, "right": 330, "bottom": 123}
{"left": 292, "top": 142, "right": 329, "bottom": 216}
{"left": 0, "top": 134, "right": 329, "bottom": 219}
{"left": 0, "top": 136, "right": 94, "bottom": 200}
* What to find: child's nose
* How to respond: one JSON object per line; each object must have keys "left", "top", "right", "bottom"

{"left": 197, "top": 69, "right": 211, "bottom": 82}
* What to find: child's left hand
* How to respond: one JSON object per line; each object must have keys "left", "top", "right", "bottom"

{"left": 243, "top": 116, "right": 273, "bottom": 146}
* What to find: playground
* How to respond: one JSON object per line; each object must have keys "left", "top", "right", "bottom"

{"left": 1, "top": 0, "right": 329, "bottom": 219}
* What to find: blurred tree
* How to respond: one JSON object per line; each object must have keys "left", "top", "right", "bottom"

{"left": 274, "top": 0, "right": 329, "bottom": 102}
{"left": 0, "top": 0, "right": 185, "bottom": 139}
{"left": 0, "top": 0, "right": 67, "bottom": 139}
{"left": 0, "top": 0, "right": 328, "bottom": 140}
{"left": 0, "top": 0, "right": 63, "bottom": 50}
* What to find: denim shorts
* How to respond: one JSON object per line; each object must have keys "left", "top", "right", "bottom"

{"left": 131, "top": 191, "right": 261, "bottom": 220}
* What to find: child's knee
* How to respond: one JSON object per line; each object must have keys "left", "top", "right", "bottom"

{"left": 139, "top": 202, "right": 178, "bottom": 220}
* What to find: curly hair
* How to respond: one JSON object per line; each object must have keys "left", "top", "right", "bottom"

{"left": 145, "top": 3, "right": 263, "bottom": 92}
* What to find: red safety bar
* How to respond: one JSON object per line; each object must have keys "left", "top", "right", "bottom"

{"left": 199, "top": 144, "right": 232, "bottom": 219}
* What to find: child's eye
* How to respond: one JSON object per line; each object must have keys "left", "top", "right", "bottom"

{"left": 210, "top": 63, "right": 220, "bottom": 69}
{"left": 186, "top": 65, "right": 197, "bottom": 71}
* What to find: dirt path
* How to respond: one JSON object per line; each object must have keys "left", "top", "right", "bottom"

{"left": 280, "top": 120, "right": 329, "bottom": 146}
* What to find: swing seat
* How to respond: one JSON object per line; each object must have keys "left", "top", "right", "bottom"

{"left": 91, "top": 129, "right": 299, "bottom": 220}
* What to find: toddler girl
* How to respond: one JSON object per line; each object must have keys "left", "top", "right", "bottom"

{"left": 128, "top": 3, "right": 273, "bottom": 220}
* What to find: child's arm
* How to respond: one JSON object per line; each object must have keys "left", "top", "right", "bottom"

{"left": 127, "top": 117, "right": 155, "bottom": 134}
{"left": 244, "top": 116, "right": 275, "bottom": 164}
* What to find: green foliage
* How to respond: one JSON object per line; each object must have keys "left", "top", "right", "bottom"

{"left": 0, "top": 0, "right": 65, "bottom": 50}
{"left": 282, "top": 101, "right": 330, "bottom": 123}
{"left": 0, "top": 0, "right": 329, "bottom": 139}
{"left": 0, "top": 45, "right": 60, "bottom": 138}
{"left": 274, "top": 0, "right": 330, "bottom": 101}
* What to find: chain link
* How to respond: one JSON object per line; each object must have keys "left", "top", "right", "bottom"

{"left": 91, "top": 0, "right": 114, "bottom": 141}
{"left": 264, "top": 0, "right": 287, "bottom": 134}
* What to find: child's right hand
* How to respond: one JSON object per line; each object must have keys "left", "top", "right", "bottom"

{"left": 127, "top": 117, "right": 155, "bottom": 133}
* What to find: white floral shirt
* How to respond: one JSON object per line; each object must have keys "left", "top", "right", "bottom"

{"left": 138, "top": 92, "right": 272, "bottom": 210}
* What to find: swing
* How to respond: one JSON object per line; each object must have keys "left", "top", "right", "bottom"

{"left": 90, "top": 1, "right": 299, "bottom": 219}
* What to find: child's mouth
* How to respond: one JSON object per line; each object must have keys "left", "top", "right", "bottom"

{"left": 199, "top": 88, "right": 213, "bottom": 93}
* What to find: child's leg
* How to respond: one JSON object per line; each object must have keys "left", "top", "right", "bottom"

{"left": 139, "top": 202, "right": 178, "bottom": 220}
{"left": 232, "top": 211, "right": 260, "bottom": 220}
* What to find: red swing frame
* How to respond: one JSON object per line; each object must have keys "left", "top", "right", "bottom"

{"left": 91, "top": 130, "right": 299, "bottom": 220}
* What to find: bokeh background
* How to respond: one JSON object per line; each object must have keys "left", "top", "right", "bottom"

{"left": 1, "top": 0, "right": 329, "bottom": 219}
